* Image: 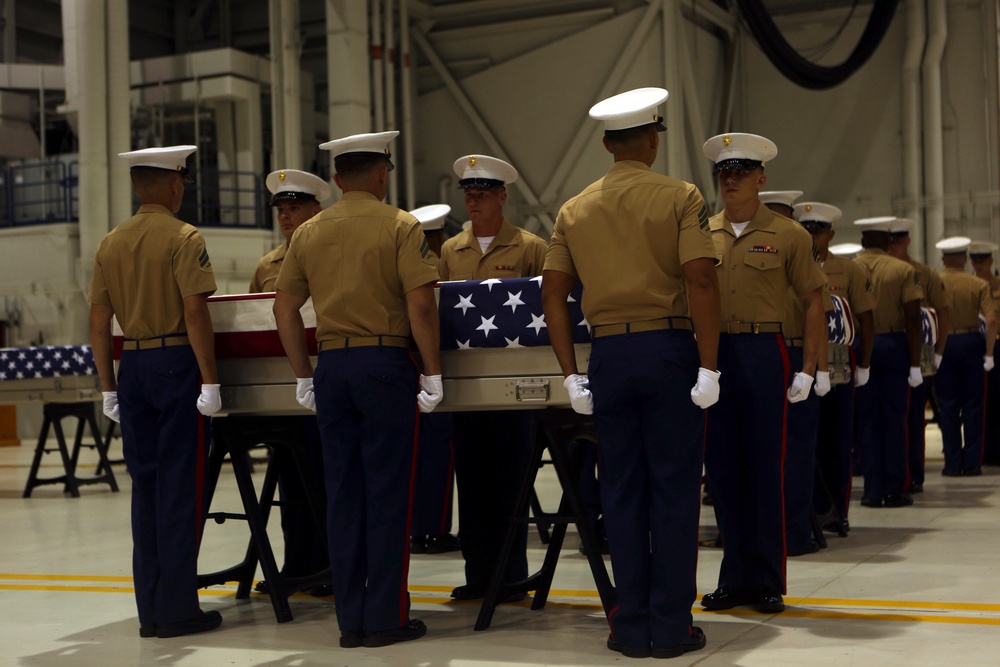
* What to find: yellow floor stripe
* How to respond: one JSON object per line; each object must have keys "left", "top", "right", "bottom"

{"left": 4, "top": 575, "right": 1000, "bottom": 627}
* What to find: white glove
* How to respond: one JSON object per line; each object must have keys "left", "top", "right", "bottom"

{"left": 814, "top": 370, "right": 831, "bottom": 397}
{"left": 787, "top": 372, "right": 814, "bottom": 403}
{"left": 563, "top": 374, "right": 593, "bottom": 415}
{"left": 295, "top": 378, "right": 316, "bottom": 412}
{"left": 908, "top": 367, "right": 923, "bottom": 388}
{"left": 197, "top": 384, "right": 222, "bottom": 416}
{"left": 855, "top": 366, "right": 870, "bottom": 388}
{"left": 102, "top": 391, "right": 121, "bottom": 423}
{"left": 985, "top": 356, "right": 995, "bottom": 372}
{"left": 690, "top": 367, "right": 721, "bottom": 409}
{"left": 417, "top": 374, "right": 444, "bottom": 413}
{"left": 934, "top": 353, "right": 943, "bottom": 370}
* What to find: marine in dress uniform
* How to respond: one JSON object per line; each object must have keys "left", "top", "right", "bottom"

{"left": 700, "top": 133, "right": 826, "bottom": 615}
{"left": 969, "top": 241, "right": 1000, "bottom": 465}
{"left": 852, "top": 217, "right": 924, "bottom": 507}
{"left": 250, "top": 169, "right": 331, "bottom": 597}
{"left": 542, "top": 87, "right": 718, "bottom": 659}
{"left": 796, "top": 203, "right": 875, "bottom": 534}
{"left": 272, "top": 131, "right": 441, "bottom": 648}
{"left": 88, "top": 145, "right": 223, "bottom": 638}
{"left": 762, "top": 192, "right": 833, "bottom": 557}
{"left": 407, "top": 204, "right": 460, "bottom": 555}
{"left": 888, "top": 218, "right": 952, "bottom": 492}
{"left": 934, "top": 237, "right": 997, "bottom": 475}
{"left": 437, "top": 154, "right": 547, "bottom": 603}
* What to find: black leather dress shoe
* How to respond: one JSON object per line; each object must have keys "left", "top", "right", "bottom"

{"left": 942, "top": 468, "right": 963, "bottom": 477}
{"left": 425, "top": 533, "right": 461, "bottom": 554}
{"left": 339, "top": 629, "right": 364, "bottom": 648}
{"left": 752, "top": 591, "right": 785, "bottom": 614}
{"left": 860, "top": 496, "right": 883, "bottom": 508}
{"left": 883, "top": 492, "right": 913, "bottom": 507}
{"left": 450, "top": 584, "right": 484, "bottom": 600}
{"left": 409, "top": 536, "right": 427, "bottom": 554}
{"left": 155, "top": 610, "right": 222, "bottom": 638}
{"left": 306, "top": 584, "right": 334, "bottom": 597}
{"left": 788, "top": 539, "right": 821, "bottom": 557}
{"left": 909, "top": 482, "right": 924, "bottom": 493}
{"left": 823, "top": 519, "right": 849, "bottom": 536}
{"left": 362, "top": 619, "right": 426, "bottom": 647}
{"left": 254, "top": 579, "right": 272, "bottom": 594}
{"left": 607, "top": 634, "right": 652, "bottom": 658}
{"left": 964, "top": 467, "right": 983, "bottom": 476}
{"left": 701, "top": 588, "right": 748, "bottom": 611}
{"left": 139, "top": 624, "right": 156, "bottom": 638}
{"left": 652, "top": 626, "right": 707, "bottom": 659}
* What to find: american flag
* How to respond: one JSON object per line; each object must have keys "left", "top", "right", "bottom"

{"left": 0, "top": 345, "right": 97, "bottom": 381}
{"left": 438, "top": 277, "right": 590, "bottom": 350}
{"left": 827, "top": 295, "right": 855, "bottom": 346}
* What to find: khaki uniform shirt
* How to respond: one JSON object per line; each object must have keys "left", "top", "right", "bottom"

{"left": 88, "top": 204, "right": 216, "bottom": 339}
{"left": 783, "top": 285, "right": 836, "bottom": 339}
{"left": 439, "top": 219, "right": 547, "bottom": 281}
{"left": 853, "top": 248, "right": 923, "bottom": 333}
{"left": 910, "top": 260, "right": 951, "bottom": 312}
{"left": 274, "top": 191, "right": 439, "bottom": 342}
{"left": 711, "top": 204, "right": 826, "bottom": 325}
{"left": 988, "top": 275, "right": 1000, "bottom": 321}
{"left": 249, "top": 243, "right": 287, "bottom": 293}
{"left": 823, "top": 254, "right": 877, "bottom": 316}
{"left": 544, "top": 161, "right": 713, "bottom": 326}
{"left": 939, "top": 268, "right": 994, "bottom": 331}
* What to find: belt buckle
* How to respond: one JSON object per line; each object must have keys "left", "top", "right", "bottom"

{"left": 753, "top": 323, "right": 760, "bottom": 334}
{"left": 726, "top": 321, "right": 741, "bottom": 335}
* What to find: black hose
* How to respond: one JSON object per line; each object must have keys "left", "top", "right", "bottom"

{"left": 736, "top": 0, "right": 901, "bottom": 89}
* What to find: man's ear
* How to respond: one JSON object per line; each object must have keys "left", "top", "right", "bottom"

{"left": 757, "top": 171, "right": 767, "bottom": 190}
{"left": 498, "top": 188, "right": 507, "bottom": 207}
{"left": 601, "top": 136, "right": 614, "bottom": 154}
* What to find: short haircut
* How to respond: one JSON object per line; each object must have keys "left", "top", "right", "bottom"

{"left": 130, "top": 167, "right": 181, "bottom": 190}
{"left": 334, "top": 153, "right": 388, "bottom": 180}
{"left": 603, "top": 123, "right": 655, "bottom": 148}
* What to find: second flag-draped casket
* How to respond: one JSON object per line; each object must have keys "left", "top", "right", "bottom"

{"left": 827, "top": 295, "right": 854, "bottom": 385}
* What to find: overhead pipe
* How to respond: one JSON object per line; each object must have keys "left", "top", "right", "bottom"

{"left": 281, "top": 0, "right": 303, "bottom": 171}
{"left": 400, "top": 0, "right": 416, "bottom": 209}
{"left": 661, "top": 0, "right": 684, "bottom": 178}
{"left": 922, "top": 0, "right": 947, "bottom": 263}
{"left": 901, "top": 0, "right": 925, "bottom": 258}
{"left": 106, "top": 0, "right": 132, "bottom": 229}
{"left": 268, "top": 0, "right": 286, "bottom": 171}
{"left": 65, "top": 0, "right": 110, "bottom": 291}
{"left": 385, "top": 0, "right": 398, "bottom": 206}
{"left": 372, "top": 0, "right": 385, "bottom": 132}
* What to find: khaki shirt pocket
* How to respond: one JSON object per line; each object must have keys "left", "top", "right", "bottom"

{"left": 744, "top": 252, "right": 782, "bottom": 272}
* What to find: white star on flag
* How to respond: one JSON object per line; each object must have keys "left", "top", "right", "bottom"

{"left": 480, "top": 278, "right": 502, "bottom": 291}
{"left": 477, "top": 316, "right": 499, "bottom": 337}
{"left": 505, "top": 337, "right": 523, "bottom": 348}
{"left": 454, "top": 294, "right": 476, "bottom": 315}
{"left": 457, "top": 340, "right": 472, "bottom": 350}
{"left": 828, "top": 318, "right": 836, "bottom": 332}
{"left": 567, "top": 294, "right": 577, "bottom": 303}
{"left": 503, "top": 291, "right": 525, "bottom": 313}
{"left": 530, "top": 276, "right": 543, "bottom": 286}
{"left": 526, "top": 313, "right": 547, "bottom": 334}
{"left": 578, "top": 316, "right": 591, "bottom": 333}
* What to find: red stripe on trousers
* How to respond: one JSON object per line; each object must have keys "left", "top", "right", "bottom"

{"left": 439, "top": 436, "right": 455, "bottom": 535}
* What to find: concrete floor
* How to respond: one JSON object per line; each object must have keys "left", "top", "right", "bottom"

{"left": 2, "top": 423, "right": 999, "bottom": 666}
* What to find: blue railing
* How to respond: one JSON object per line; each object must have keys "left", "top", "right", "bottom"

{"left": 0, "top": 160, "right": 268, "bottom": 230}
